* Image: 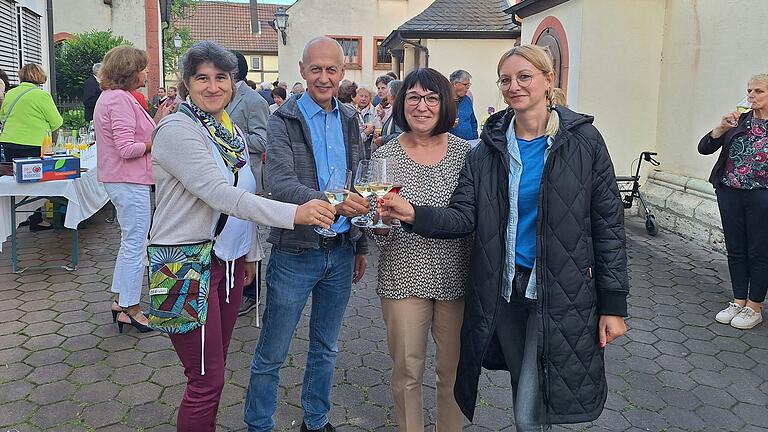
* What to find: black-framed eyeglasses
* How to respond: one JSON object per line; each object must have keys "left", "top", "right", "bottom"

{"left": 405, "top": 93, "right": 441, "bottom": 107}
{"left": 496, "top": 72, "right": 544, "bottom": 90}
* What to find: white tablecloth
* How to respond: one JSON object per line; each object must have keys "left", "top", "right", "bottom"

{"left": 0, "top": 148, "right": 108, "bottom": 252}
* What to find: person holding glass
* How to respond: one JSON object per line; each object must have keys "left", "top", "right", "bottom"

{"left": 150, "top": 41, "right": 334, "bottom": 431}
{"left": 381, "top": 45, "right": 629, "bottom": 431}
{"left": 93, "top": 46, "right": 156, "bottom": 333}
{"left": 699, "top": 73, "right": 768, "bottom": 330}
{"left": 244, "top": 36, "right": 369, "bottom": 432}
{"left": 368, "top": 67, "right": 471, "bottom": 431}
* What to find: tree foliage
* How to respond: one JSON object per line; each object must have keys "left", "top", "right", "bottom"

{"left": 163, "top": 0, "right": 200, "bottom": 81}
{"left": 55, "top": 30, "right": 131, "bottom": 100}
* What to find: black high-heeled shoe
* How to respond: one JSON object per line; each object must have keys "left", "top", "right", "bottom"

{"left": 117, "top": 309, "right": 153, "bottom": 333}
{"left": 111, "top": 300, "right": 121, "bottom": 323}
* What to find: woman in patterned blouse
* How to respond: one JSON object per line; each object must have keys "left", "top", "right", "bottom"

{"left": 699, "top": 73, "right": 768, "bottom": 330}
{"left": 370, "top": 68, "right": 471, "bottom": 431}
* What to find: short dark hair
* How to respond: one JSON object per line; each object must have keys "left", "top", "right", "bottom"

{"left": 232, "top": 51, "right": 249, "bottom": 82}
{"left": 375, "top": 74, "right": 394, "bottom": 87}
{"left": 392, "top": 68, "right": 456, "bottom": 136}
{"left": 386, "top": 71, "right": 399, "bottom": 80}
{"left": 271, "top": 86, "right": 287, "bottom": 100}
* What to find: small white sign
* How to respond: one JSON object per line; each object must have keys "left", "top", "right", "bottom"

{"left": 149, "top": 288, "right": 169, "bottom": 296}
{"left": 22, "top": 163, "right": 43, "bottom": 180}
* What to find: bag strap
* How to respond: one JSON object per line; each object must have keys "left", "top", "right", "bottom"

{"left": 213, "top": 170, "right": 238, "bottom": 237}
{"left": 0, "top": 87, "right": 37, "bottom": 124}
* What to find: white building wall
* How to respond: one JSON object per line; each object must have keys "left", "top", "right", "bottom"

{"left": 17, "top": 0, "right": 51, "bottom": 90}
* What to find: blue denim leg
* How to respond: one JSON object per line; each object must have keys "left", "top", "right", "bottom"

{"left": 244, "top": 246, "right": 326, "bottom": 432}
{"left": 301, "top": 244, "right": 354, "bottom": 429}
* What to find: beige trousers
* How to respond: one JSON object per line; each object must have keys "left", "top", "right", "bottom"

{"left": 381, "top": 297, "right": 465, "bottom": 432}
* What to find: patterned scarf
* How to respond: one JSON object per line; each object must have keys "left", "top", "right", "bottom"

{"left": 178, "top": 102, "right": 246, "bottom": 173}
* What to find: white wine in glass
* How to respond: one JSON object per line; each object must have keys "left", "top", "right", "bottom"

{"left": 314, "top": 168, "right": 352, "bottom": 238}
{"left": 352, "top": 160, "right": 374, "bottom": 227}
{"left": 369, "top": 158, "right": 393, "bottom": 228}
{"left": 736, "top": 96, "right": 752, "bottom": 114}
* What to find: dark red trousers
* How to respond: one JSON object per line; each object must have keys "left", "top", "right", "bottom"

{"left": 170, "top": 257, "right": 245, "bottom": 431}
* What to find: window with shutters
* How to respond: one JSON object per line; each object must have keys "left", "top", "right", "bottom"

{"left": 20, "top": 7, "right": 43, "bottom": 66}
{"left": 328, "top": 36, "right": 362, "bottom": 69}
{"left": 0, "top": 0, "right": 19, "bottom": 83}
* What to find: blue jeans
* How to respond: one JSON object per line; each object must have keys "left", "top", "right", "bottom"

{"left": 244, "top": 244, "right": 354, "bottom": 431}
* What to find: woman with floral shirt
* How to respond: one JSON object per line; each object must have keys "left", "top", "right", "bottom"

{"left": 699, "top": 73, "right": 768, "bottom": 330}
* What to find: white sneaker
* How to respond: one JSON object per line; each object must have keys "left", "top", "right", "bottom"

{"left": 730, "top": 306, "right": 763, "bottom": 329}
{"left": 716, "top": 302, "right": 743, "bottom": 324}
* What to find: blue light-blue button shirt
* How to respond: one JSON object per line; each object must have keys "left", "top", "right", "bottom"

{"left": 503, "top": 118, "right": 553, "bottom": 301}
{"left": 297, "top": 93, "right": 349, "bottom": 234}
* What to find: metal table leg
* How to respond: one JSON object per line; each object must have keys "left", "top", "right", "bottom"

{"left": 10, "top": 196, "right": 17, "bottom": 273}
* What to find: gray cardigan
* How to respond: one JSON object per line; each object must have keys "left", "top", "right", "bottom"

{"left": 150, "top": 112, "right": 298, "bottom": 261}
{"left": 226, "top": 81, "right": 270, "bottom": 193}
{"left": 265, "top": 94, "right": 368, "bottom": 254}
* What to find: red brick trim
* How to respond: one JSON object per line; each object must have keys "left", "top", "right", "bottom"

{"left": 145, "top": 0, "right": 161, "bottom": 99}
{"left": 532, "top": 16, "right": 569, "bottom": 94}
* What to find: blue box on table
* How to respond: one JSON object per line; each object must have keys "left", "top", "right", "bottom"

{"left": 12, "top": 156, "right": 81, "bottom": 183}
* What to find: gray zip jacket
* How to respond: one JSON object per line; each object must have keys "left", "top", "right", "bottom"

{"left": 266, "top": 94, "right": 368, "bottom": 254}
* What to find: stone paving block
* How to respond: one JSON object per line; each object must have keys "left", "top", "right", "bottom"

{"left": 81, "top": 400, "right": 128, "bottom": 429}
{"left": 74, "top": 380, "right": 120, "bottom": 404}
{"left": 0, "top": 346, "right": 29, "bottom": 364}
{"left": 68, "top": 363, "right": 112, "bottom": 384}
{"left": 26, "top": 379, "right": 76, "bottom": 405}
{"left": 0, "top": 380, "right": 33, "bottom": 403}
{"left": 29, "top": 400, "right": 82, "bottom": 429}
{"left": 0, "top": 399, "right": 36, "bottom": 428}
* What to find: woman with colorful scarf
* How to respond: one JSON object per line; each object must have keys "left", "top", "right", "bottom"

{"left": 150, "top": 41, "right": 336, "bottom": 432}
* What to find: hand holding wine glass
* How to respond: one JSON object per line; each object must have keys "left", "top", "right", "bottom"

{"left": 314, "top": 168, "right": 352, "bottom": 238}
{"left": 712, "top": 111, "right": 741, "bottom": 139}
{"left": 295, "top": 199, "right": 336, "bottom": 228}
{"left": 380, "top": 193, "right": 416, "bottom": 225}
{"left": 352, "top": 160, "right": 374, "bottom": 227}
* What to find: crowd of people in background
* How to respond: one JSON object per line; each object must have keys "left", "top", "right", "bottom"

{"left": 0, "top": 30, "right": 766, "bottom": 432}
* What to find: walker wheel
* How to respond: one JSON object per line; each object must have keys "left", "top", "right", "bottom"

{"left": 645, "top": 214, "right": 658, "bottom": 236}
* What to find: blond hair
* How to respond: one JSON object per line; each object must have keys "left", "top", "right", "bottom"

{"left": 750, "top": 73, "right": 768, "bottom": 87}
{"left": 19, "top": 64, "right": 47, "bottom": 85}
{"left": 497, "top": 44, "right": 560, "bottom": 137}
{"left": 99, "top": 45, "right": 148, "bottom": 91}
{"left": 551, "top": 87, "right": 567, "bottom": 107}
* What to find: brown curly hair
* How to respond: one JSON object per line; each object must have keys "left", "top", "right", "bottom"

{"left": 99, "top": 46, "right": 148, "bottom": 91}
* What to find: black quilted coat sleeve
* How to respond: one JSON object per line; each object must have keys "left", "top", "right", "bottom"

{"left": 408, "top": 155, "right": 477, "bottom": 239}
{"left": 590, "top": 131, "right": 629, "bottom": 317}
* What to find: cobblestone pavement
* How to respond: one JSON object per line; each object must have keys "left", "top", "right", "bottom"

{"left": 1, "top": 209, "right": 767, "bottom": 432}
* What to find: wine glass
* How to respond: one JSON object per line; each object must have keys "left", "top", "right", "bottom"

{"left": 314, "top": 168, "right": 352, "bottom": 238}
{"left": 387, "top": 159, "right": 403, "bottom": 227}
{"left": 352, "top": 160, "right": 373, "bottom": 227}
{"left": 369, "top": 158, "right": 393, "bottom": 228}
{"left": 76, "top": 134, "right": 89, "bottom": 156}
{"left": 736, "top": 96, "right": 752, "bottom": 114}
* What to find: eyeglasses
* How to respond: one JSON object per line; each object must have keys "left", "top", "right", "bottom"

{"left": 496, "top": 72, "right": 544, "bottom": 90}
{"left": 457, "top": 81, "right": 471, "bottom": 88}
{"left": 405, "top": 93, "right": 441, "bottom": 107}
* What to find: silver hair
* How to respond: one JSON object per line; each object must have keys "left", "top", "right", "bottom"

{"left": 356, "top": 84, "right": 374, "bottom": 96}
{"left": 387, "top": 79, "right": 403, "bottom": 98}
{"left": 301, "top": 36, "right": 344, "bottom": 66}
{"left": 449, "top": 69, "right": 472, "bottom": 84}
{"left": 180, "top": 41, "right": 237, "bottom": 84}
{"left": 92, "top": 63, "right": 102, "bottom": 74}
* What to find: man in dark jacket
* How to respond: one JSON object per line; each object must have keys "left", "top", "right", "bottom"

{"left": 244, "top": 36, "right": 369, "bottom": 432}
{"left": 382, "top": 106, "right": 629, "bottom": 426}
{"left": 82, "top": 63, "right": 101, "bottom": 122}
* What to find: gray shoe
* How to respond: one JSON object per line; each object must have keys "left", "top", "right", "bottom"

{"left": 238, "top": 297, "right": 258, "bottom": 317}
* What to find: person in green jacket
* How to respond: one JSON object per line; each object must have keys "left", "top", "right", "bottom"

{"left": 0, "top": 63, "right": 63, "bottom": 160}
{"left": 0, "top": 63, "right": 63, "bottom": 231}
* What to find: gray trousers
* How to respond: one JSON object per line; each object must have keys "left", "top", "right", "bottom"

{"left": 494, "top": 289, "right": 546, "bottom": 432}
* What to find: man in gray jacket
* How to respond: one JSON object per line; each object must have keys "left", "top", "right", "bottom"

{"left": 244, "top": 37, "right": 369, "bottom": 432}
{"left": 227, "top": 51, "right": 271, "bottom": 316}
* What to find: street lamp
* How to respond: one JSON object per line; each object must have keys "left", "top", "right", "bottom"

{"left": 273, "top": 8, "right": 288, "bottom": 45}
{"left": 173, "top": 34, "right": 182, "bottom": 49}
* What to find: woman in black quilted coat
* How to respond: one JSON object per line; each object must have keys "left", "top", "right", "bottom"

{"left": 381, "top": 44, "right": 629, "bottom": 431}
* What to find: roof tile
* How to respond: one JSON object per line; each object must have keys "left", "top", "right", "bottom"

{"left": 175, "top": 1, "right": 280, "bottom": 53}
{"left": 397, "top": 0, "right": 517, "bottom": 33}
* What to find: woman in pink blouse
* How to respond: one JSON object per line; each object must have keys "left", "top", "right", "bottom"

{"left": 94, "top": 46, "right": 155, "bottom": 333}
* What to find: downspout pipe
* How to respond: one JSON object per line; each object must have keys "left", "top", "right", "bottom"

{"left": 47, "top": 0, "right": 56, "bottom": 99}
{"left": 401, "top": 38, "right": 429, "bottom": 68}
